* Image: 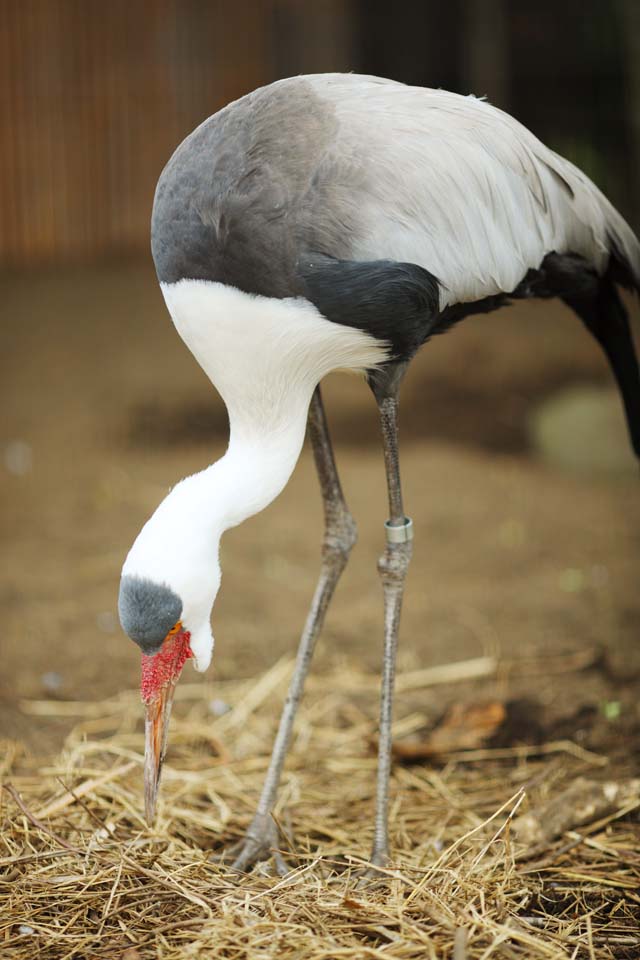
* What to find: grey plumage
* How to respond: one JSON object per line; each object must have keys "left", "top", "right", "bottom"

{"left": 152, "top": 78, "right": 344, "bottom": 296}
{"left": 118, "top": 575, "right": 183, "bottom": 655}
{"left": 151, "top": 73, "right": 640, "bottom": 316}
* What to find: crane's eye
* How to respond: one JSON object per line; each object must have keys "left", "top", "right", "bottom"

{"left": 164, "top": 620, "right": 183, "bottom": 640}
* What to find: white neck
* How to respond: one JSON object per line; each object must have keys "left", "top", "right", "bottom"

{"left": 191, "top": 386, "right": 312, "bottom": 535}
{"left": 157, "top": 278, "right": 386, "bottom": 534}
{"left": 122, "top": 279, "right": 387, "bottom": 663}
{"left": 122, "top": 372, "right": 313, "bottom": 586}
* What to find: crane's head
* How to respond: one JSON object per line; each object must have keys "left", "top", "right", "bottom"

{"left": 118, "top": 480, "right": 222, "bottom": 823}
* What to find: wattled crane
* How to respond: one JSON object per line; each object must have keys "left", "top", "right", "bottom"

{"left": 118, "top": 74, "right": 640, "bottom": 875}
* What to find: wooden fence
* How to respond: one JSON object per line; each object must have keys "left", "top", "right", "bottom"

{"left": 0, "top": 0, "right": 353, "bottom": 264}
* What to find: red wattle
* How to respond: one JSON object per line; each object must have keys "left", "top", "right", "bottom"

{"left": 140, "top": 630, "right": 193, "bottom": 704}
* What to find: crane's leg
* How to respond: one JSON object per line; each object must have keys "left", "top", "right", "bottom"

{"left": 367, "top": 364, "right": 413, "bottom": 873}
{"left": 222, "top": 384, "right": 357, "bottom": 874}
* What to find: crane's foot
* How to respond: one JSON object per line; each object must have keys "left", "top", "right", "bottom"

{"left": 354, "top": 848, "right": 393, "bottom": 888}
{"left": 212, "top": 813, "right": 290, "bottom": 877}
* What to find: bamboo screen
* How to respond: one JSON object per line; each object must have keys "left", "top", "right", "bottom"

{"left": 0, "top": 1, "right": 275, "bottom": 264}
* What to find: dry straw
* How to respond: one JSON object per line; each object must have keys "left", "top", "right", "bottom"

{"left": 2, "top": 657, "right": 639, "bottom": 959}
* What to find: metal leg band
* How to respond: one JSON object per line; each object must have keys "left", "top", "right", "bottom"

{"left": 384, "top": 517, "right": 414, "bottom": 544}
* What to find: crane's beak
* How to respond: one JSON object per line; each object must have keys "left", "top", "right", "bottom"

{"left": 141, "top": 625, "right": 193, "bottom": 824}
{"left": 144, "top": 678, "right": 177, "bottom": 823}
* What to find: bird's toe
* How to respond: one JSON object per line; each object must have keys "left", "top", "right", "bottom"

{"left": 353, "top": 848, "right": 398, "bottom": 889}
{"left": 211, "top": 814, "right": 291, "bottom": 876}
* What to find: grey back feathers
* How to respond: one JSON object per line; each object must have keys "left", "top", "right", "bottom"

{"left": 151, "top": 73, "right": 640, "bottom": 359}
{"left": 152, "top": 78, "right": 345, "bottom": 297}
{"left": 118, "top": 575, "right": 182, "bottom": 655}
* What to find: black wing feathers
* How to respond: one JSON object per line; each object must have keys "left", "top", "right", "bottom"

{"left": 298, "top": 254, "right": 441, "bottom": 358}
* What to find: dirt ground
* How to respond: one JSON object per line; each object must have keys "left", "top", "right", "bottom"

{"left": 2, "top": 261, "right": 639, "bottom": 745}
{"left": 2, "top": 262, "right": 640, "bottom": 957}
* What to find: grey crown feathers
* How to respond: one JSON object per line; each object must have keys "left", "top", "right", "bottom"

{"left": 118, "top": 575, "right": 183, "bottom": 655}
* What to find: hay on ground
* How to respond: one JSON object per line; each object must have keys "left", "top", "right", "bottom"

{"left": 1, "top": 659, "right": 639, "bottom": 959}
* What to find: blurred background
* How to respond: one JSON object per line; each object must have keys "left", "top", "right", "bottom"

{"left": 1, "top": 1, "right": 639, "bottom": 752}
